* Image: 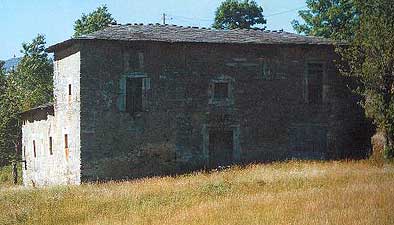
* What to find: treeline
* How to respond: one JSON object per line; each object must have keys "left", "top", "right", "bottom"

{"left": 0, "top": 6, "right": 115, "bottom": 166}
{"left": 292, "top": 0, "right": 394, "bottom": 157}
{"left": 0, "top": 35, "right": 53, "bottom": 166}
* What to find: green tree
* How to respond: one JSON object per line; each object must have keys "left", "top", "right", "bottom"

{"left": 16, "top": 34, "right": 53, "bottom": 110}
{"left": 339, "top": 0, "right": 394, "bottom": 158}
{"left": 0, "top": 34, "right": 53, "bottom": 166}
{"left": 292, "top": 0, "right": 359, "bottom": 40}
{"left": 0, "top": 72, "right": 21, "bottom": 166}
{"left": 0, "top": 61, "right": 6, "bottom": 96}
{"left": 73, "top": 5, "right": 116, "bottom": 37}
{"left": 213, "top": 0, "right": 266, "bottom": 29}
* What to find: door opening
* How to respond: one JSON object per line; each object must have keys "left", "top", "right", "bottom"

{"left": 208, "top": 129, "right": 233, "bottom": 168}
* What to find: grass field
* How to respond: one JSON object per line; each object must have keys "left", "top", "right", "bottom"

{"left": 0, "top": 160, "right": 393, "bottom": 225}
{"left": 0, "top": 164, "right": 22, "bottom": 187}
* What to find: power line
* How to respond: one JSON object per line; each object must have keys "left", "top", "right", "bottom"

{"left": 166, "top": 13, "right": 212, "bottom": 22}
{"left": 265, "top": 6, "right": 307, "bottom": 18}
{"left": 164, "top": 5, "right": 308, "bottom": 25}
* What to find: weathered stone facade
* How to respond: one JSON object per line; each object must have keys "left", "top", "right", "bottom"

{"left": 21, "top": 24, "right": 372, "bottom": 186}
{"left": 21, "top": 49, "right": 81, "bottom": 186}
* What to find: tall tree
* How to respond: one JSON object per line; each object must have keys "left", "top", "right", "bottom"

{"left": 73, "top": 5, "right": 116, "bottom": 37}
{"left": 16, "top": 34, "right": 53, "bottom": 110}
{"left": 0, "top": 61, "right": 6, "bottom": 96}
{"left": 339, "top": 0, "right": 394, "bottom": 158}
{"left": 213, "top": 0, "right": 266, "bottom": 29}
{"left": 0, "top": 34, "right": 53, "bottom": 166}
{"left": 292, "top": 0, "right": 359, "bottom": 40}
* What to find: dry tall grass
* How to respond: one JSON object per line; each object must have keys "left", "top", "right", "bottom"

{"left": 0, "top": 160, "right": 393, "bottom": 225}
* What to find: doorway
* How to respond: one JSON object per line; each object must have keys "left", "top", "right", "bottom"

{"left": 208, "top": 130, "right": 234, "bottom": 168}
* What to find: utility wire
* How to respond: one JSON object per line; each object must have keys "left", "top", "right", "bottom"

{"left": 166, "top": 13, "right": 212, "bottom": 22}
{"left": 166, "top": 5, "right": 308, "bottom": 23}
{"left": 265, "top": 6, "right": 307, "bottom": 17}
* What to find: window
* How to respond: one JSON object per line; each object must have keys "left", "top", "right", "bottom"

{"left": 23, "top": 146, "right": 27, "bottom": 170}
{"left": 261, "top": 60, "right": 272, "bottom": 80}
{"left": 49, "top": 137, "right": 53, "bottom": 155}
{"left": 68, "top": 84, "right": 72, "bottom": 96}
{"left": 124, "top": 52, "right": 144, "bottom": 71}
{"left": 214, "top": 82, "right": 229, "bottom": 100}
{"left": 307, "top": 63, "right": 324, "bottom": 104}
{"left": 64, "top": 134, "right": 68, "bottom": 149}
{"left": 33, "top": 140, "right": 36, "bottom": 158}
{"left": 126, "top": 78, "right": 143, "bottom": 114}
{"left": 260, "top": 59, "right": 280, "bottom": 80}
{"left": 208, "top": 76, "right": 234, "bottom": 106}
{"left": 118, "top": 74, "right": 150, "bottom": 112}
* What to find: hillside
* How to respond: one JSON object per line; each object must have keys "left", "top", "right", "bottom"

{"left": 0, "top": 160, "right": 393, "bottom": 225}
{"left": 2, "top": 57, "right": 21, "bottom": 72}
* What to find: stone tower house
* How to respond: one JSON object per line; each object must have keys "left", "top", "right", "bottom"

{"left": 20, "top": 24, "right": 372, "bottom": 186}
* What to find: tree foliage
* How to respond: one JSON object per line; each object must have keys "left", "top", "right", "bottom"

{"left": 338, "top": 0, "right": 394, "bottom": 158}
{"left": 73, "top": 5, "right": 116, "bottom": 37}
{"left": 213, "top": 0, "right": 266, "bottom": 29}
{"left": 292, "top": 0, "right": 359, "bottom": 40}
{"left": 0, "top": 34, "right": 53, "bottom": 166}
{"left": 0, "top": 61, "right": 6, "bottom": 97}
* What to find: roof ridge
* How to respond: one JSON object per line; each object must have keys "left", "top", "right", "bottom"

{"left": 108, "top": 22, "right": 328, "bottom": 38}
{"left": 112, "top": 22, "right": 293, "bottom": 34}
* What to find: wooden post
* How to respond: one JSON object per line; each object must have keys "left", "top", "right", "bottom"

{"left": 13, "top": 142, "right": 20, "bottom": 185}
{"left": 12, "top": 162, "right": 17, "bottom": 185}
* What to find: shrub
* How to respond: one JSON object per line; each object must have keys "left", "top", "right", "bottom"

{"left": 384, "top": 146, "right": 394, "bottom": 159}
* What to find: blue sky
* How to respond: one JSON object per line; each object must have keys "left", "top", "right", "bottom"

{"left": 0, "top": 0, "right": 306, "bottom": 60}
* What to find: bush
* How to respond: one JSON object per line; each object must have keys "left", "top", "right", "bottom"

{"left": 0, "top": 164, "right": 22, "bottom": 186}
{"left": 384, "top": 146, "right": 394, "bottom": 159}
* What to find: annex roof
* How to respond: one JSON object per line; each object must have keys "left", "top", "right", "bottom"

{"left": 20, "top": 102, "right": 54, "bottom": 116}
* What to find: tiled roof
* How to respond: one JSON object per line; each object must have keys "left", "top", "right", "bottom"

{"left": 47, "top": 23, "right": 338, "bottom": 52}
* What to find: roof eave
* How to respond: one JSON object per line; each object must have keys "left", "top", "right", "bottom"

{"left": 46, "top": 39, "right": 84, "bottom": 53}
{"left": 19, "top": 103, "right": 54, "bottom": 116}
{"left": 46, "top": 38, "right": 339, "bottom": 53}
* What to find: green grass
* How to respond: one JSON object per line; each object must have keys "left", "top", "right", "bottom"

{"left": 0, "top": 160, "right": 393, "bottom": 225}
{"left": 0, "top": 164, "right": 22, "bottom": 187}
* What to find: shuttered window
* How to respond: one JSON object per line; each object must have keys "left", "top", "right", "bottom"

{"left": 118, "top": 75, "right": 150, "bottom": 113}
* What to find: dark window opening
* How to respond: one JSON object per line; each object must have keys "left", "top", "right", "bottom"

{"left": 64, "top": 134, "right": 68, "bottom": 149}
{"left": 126, "top": 78, "right": 143, "bottom": 114}
{"left": 127, "top": 52, "right": 144, "bottom": 71}
{"left": 214, "top": 83, "right": 229, "bottom": 100}
{"left": 23, "top": 146, "right": 27, "bottom": 170}
{"left": 33, "top": 140, "right": 36, "bottom": 158}
{"left": 68, "top": 84, "right": 72, "bottom": 96}
{"left": 307, "top": 63, "right": 324, "bottom": 104}
{"left": 49, "top": 137, "right": 53, "bottom": 155}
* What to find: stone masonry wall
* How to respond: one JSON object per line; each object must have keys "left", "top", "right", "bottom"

{"left": 22, "top": 45, "right": 81, "bottom": 186}
{"left": 78, "top": 40, "right": 371, "bottom": 181}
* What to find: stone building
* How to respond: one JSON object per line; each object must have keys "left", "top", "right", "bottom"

{"left": 20, "top": 24, "right": 372, "bottom": 186}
